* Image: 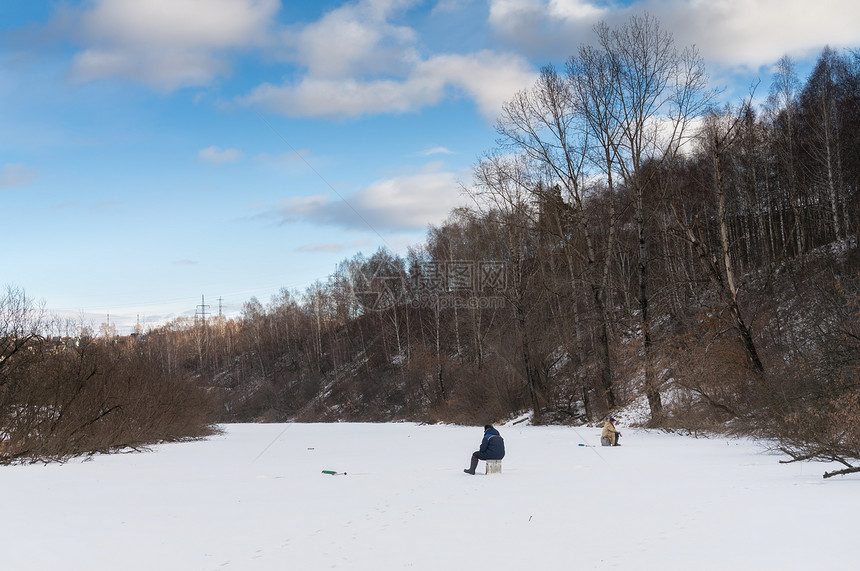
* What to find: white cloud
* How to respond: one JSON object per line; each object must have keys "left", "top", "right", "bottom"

{"left": 66, "top": 0, "right": 280, "bottom": 90}
{"left": 419, "top": 51, "right": 538, "bottom": 119}
{"left": 272, "top": 165, "right": 470, "bottom": 232}
{"left": 72, "top": 48, "right": 230, "bottom": 90}
{"left": 79, "top": 0, "right": 279, "bottom": 48}
{"left": 489, "top": 0, "right": 606, "bottom": 27}
{"left": 236, "top": 0, "right": 536, "bottom": 120}
{"left": 487, "top": 0, "right": 860, "bottom": 70}
{"left": 56, "top": 0, "right": 538, "bottom": 119}
{"left": 548, "top": 0, "right": 607, "bottom": 20}
{"left": 487, "top": 0, "right": 603, "bottom": 57}
{"left": 651, "top": 0, "right": 860, "bottom": 69}
{"left": 240, "top": 74, "right": 445, "bottom": 118}
{"left": 287, "top": 0, "right": 420, "bottom": 78}
{"left": 240, "top": 51, "right": 536, "bottom": 120}
{"left": 417, "top": 146, "right": 455, "bottom": 156}
{"left": 0, "top": 163, "right": 36, "bottom": 189}
{"left": 277, "top": 193, "right": 332, "bottom": 218}
{"left": 198, "top": 146, "right": 244, "bottom": 164}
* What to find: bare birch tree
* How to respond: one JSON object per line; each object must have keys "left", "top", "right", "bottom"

{"left": 767, "top": 55, "right": 804, "bottom": 255}
{"left": 674, "top": 104, "right": 765, "bottom": 375}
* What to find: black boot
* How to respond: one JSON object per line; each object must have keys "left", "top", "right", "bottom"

{"left": 464, "top": 455, "right": 478, "bottom": 474}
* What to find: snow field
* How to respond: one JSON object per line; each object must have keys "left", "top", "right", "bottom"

{"left": 0, "top": 422, "right": 856, "bottom": 570}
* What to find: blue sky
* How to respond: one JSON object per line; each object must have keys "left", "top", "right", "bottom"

{"left": 3, "top": 0, "right": 859, "bottom": 333}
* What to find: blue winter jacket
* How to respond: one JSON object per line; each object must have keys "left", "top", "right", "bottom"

{"left": 479, "top": 427, "right": 505, "bottom": 459}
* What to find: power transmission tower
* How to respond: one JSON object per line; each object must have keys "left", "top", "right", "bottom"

{"left": 217, "top": 297, "right": 223, "bottom": 318}
{"left": 196, "top": 294, "right": 210, "bottom": 325}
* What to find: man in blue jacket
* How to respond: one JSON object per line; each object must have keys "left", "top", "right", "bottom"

{"left": 464, "top": 425, "right": 505, "bottom": 475}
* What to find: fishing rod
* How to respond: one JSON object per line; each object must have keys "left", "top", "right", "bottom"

{"left": 568, "top": 423, "right": 611, "bottom": 466}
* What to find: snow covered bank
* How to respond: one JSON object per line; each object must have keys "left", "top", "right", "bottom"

{"left": 1, "top": 423, "right": 855, "bottom": 570}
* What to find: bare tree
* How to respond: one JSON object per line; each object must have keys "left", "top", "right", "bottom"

{"left": 767, "top": 55, "right": 805, "bottom": 255}
{"left": 496, "top": 65, "right": 621, "bottom": 409}
{"left": 799, "top": 47, "right": 852, "bottom": 242}
{"left": 470, "top": 152, "right": 548, "bottom": 422}
{"left": 593, "top": 13, "right": 715, "bottom": 421}
{"left": 0, "top": 286, "right": 45, "bottom": 391}
{"left": 674, "top": 103, "right": 765, "bottom": 375}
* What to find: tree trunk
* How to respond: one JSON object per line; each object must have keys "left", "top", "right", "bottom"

{"left": 637, "top": 189, "right": 662, "bottom": 420}
{"left": 515, "top": 296, "right": 543, "bottom": 424}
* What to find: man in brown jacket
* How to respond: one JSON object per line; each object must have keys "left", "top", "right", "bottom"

{"left": 601, "top": 417, "right": 621, "bottom": 446}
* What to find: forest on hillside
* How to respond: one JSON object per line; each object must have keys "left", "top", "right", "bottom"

{"left": 2, "top": 15, "right": 859, "bottom": 473}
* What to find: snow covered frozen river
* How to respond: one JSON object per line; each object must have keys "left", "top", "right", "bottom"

{"left": 1, "top": 422, "right": 855, "bottom": 570}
